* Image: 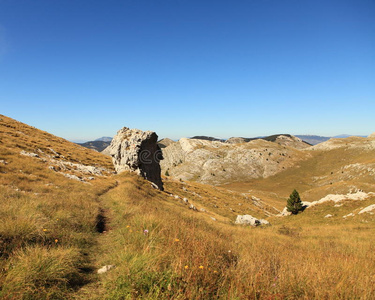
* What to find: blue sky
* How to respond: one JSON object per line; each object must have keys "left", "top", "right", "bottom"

{"left": 1, "top": 0, "right": 374, "bottom": 141}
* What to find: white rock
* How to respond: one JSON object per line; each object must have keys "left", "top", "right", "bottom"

{"left": 189, "top": 204, "right": 197, "bottom": 211}
{"left": 324, "top": 214, "right": 333, "bottom": 218}
{"left": 303, "top": 191, "right": 375, "bottom": 209}
{"left": 358, "top": 204, "right": 375, "bottom": 214}
{"left": 277, "top": 207, "right": 292, "bottom": 217}
{"left": 97, "top": 265, "right": 116, "bottom": 274}
{"left": 62, "top": 173, "right": 84, "bottom": 182}
{"left": 20, "top": 150, "right": 39, "bottom": 157}
{"left": 259, "top": 219, "right": 270, "bottom": 225}
{"left": 235, "top": 215, "right": 261, "bottom": 226}
{"left": 343, "top": 213, "right": 355, "bottom": 218}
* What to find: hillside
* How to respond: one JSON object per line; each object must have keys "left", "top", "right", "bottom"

{"left": 161, "top": 136, "right": 310, "bottom": 185}
{"left": 1, "top": 115, "right": 374, "bottom": 299}
{"left": 223, "top": 136, "right": 375, "bottom": 211}
{"left": 78, "top": 140, "right": 111, "bottom": 152}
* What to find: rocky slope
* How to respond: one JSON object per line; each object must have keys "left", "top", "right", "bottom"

{"left": 78, "top": 140, "right": 111, "bottom": 152}
{"left": 158, "top": 138, "right": 175, "bottom": 148}
{"left": 160, "top": 137, "right": 309, "bottom": 185}
{"left": 309, "top": 136, "right": 375, "bottom": 151}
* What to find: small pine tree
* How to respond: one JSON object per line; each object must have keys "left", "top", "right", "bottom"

{"left": 165, "top": 170, "right": 170, "bottom": 176}
{"left": 286, "top": 189, "right": 303, "bottom": 214}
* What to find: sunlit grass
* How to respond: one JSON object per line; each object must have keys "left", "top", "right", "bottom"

{"left": 1, "top": 114, "right": 374, "bottom": 299}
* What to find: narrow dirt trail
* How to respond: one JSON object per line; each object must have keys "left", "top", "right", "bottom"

{"left": 72, "top": 180, "right": 120, "bottom": 299}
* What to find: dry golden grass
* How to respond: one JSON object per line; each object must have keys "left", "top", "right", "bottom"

{"left": 77, "top": 173, "right": 375, "bottom": 299}
{"left": 222, "top": 145, "right": 375, "bottom": 210}
{"left": 1, "top": 115, "right": 374, "bottom": 299}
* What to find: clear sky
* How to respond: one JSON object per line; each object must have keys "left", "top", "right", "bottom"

{"left": 1, "top": 0, "right": 374, "bottom": 141}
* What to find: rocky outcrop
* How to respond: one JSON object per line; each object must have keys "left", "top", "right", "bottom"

{"left": 368, "top": 133, "right": 375, "bottom": 139}
{"left": 160, "top": 138, "right": 308, "bottom": 185}
{"left": 226, "top": 137, "right": 249, "bottom": 144}
{"left": 103, "top": 127, "right": 164, "bottom": 190}
{"left": 358, "top": 204, "right": 375, "bottom": 214}
{"left": 158, "top": 138, "right": 175, "bottom": 148}
{"left": 273, "top": 135, "right": 311, "bottom": 149}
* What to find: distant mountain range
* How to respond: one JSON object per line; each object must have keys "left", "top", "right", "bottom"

{"left": 95, "top": 136, "right": 113, "bottom": 142}
{"left": 190, "top": 134, "right": 366, "bottom": 146}
{"left": 77, "top": 134, "right": 367, "bottom": 152}
{"left": 77, "top": 140, "right": 111, "bottom": 152}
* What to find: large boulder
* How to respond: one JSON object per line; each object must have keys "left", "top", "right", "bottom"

{"left": 103, "top": 127, "right": 164, "bottom": 190}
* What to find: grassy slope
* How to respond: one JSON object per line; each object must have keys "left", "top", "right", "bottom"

{"left": 0, "top": 115, "right": 116, "bottom": 299}
{"left": 81, "top": 174, "right": 375, "bottom": 299}
{"left": 222, "top": 144, "right": 375, "bottom": 210}
{"left": 1, "top": 115, "right": 375, "bottom": 299}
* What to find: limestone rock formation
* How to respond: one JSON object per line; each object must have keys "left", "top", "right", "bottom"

{"left": 158, "top": 138, "right": 175, "bottom": 148}
{"left": 103, "top": 127, "right": 164, "bottom": 190}
{"left": 226, "top": 137, "right": 249, "bottom": 144}
{"left": 368, "top": 132, "right": 375, "bottom": 139}
{"left": 273, "top": 135, "right": 311, "bottom": 149}
{"left": 160, "top": 137, "right": 308, "bottom": 185}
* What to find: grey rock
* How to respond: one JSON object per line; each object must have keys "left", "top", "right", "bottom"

{"left": 235, "top": 215, "right": 261, "bottom": 226}
{"left": 103, "top": 127, "right": 164, "bottom": 190}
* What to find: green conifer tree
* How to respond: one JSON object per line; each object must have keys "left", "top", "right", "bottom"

{"left": 286, "top": 189, "right": 303, "bottom": 214}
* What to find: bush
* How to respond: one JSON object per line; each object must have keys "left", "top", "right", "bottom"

{"left": 286, "top": 189, "right": 303, "bottom": 214}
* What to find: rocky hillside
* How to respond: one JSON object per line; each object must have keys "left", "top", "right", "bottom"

{"left": 161, "top": 136, "right": 309, "bottom": 185}
{"left": 158, "top": 138, "right": 175, "bottom": 148}
{"left": 78, "top": 140, "right": 111, "bottom": 152}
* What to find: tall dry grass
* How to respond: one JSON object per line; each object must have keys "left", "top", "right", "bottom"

{"left": 90, "top": 173, "right": 375, "bottom": 299}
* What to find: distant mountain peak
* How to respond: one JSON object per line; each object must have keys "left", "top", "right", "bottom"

{"left": 95, "top": 136, "right": 112, "bottom": 142}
